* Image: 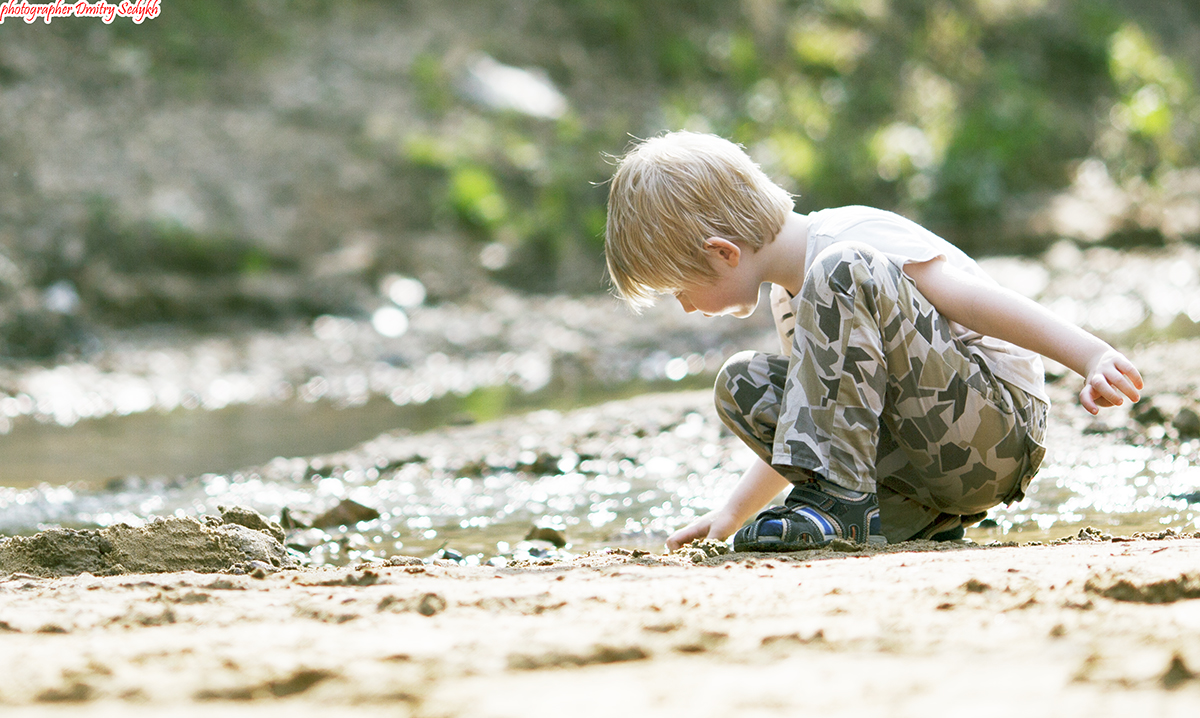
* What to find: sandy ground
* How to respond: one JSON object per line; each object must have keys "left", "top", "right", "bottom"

{"left": 1, "top": 532, "right": 1199, "bottom": 717}
{"left": 2, "top": 338, "right": 1199, "bottom": 716}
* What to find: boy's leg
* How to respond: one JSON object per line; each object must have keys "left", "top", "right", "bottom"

{"left": 774, "top": 242, "right": 1045, "bottom": 541}
{"left": 715, "top": 350, "right": 885, "bottom": 547}
{"left": 873, "top": 388, "right": 1045, "bottom": 540}
{"left": 714, "top": 354, "right": 963, "bottom": 543}
{"left": 716, "top": 243, "right": 1045, "bottom": 545}
{"left": 714, "top": 350, "right": 807, "bottom": 482}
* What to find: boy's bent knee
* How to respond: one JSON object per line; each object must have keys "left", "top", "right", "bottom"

{"left": 717, "top": 350, "right": 763, "bottom": 383}
{"left": 715, "top": 350, "right": 766, "bottom": 404}
{"left": 715, "top": 350, "right": 786, "bottom": 394}
{"left": 714, "top": 350, "right": 786, "bottom": 423}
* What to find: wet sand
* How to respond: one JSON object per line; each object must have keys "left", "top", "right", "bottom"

{"left": 2, "top": 532, "right": 1199, "bottom": 716}
{"left": 2, "top": 333, "right": 1199, "bottom": 715}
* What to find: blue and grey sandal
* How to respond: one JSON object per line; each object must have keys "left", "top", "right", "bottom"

{"left": 733, "top": 479, "right": 886, "bottom": 551}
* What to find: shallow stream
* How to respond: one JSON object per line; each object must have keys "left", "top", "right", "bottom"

{"left": 2, "top": 244, "right": 1200, "bottom": 564}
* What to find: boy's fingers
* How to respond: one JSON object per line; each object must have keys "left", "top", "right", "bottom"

{"left": 1105, "top": 369, "right": 1141, "bottom": 403}
{"left": 1090, "top": 375, "right": 1123, "bottom": 406}
{"left": 1080, "top": 386, "right": 1099, "bottom": 415}
{"left": 1112, "top": 355, "right": 1144, "bottom": 390}
{"left": 1081, "top": 384, "right": 1119, "bottom": 413}
{"left": 1122, "top": 362, "right": 1145, "bottom": 390}
{"left": 668, "top": 522, "right": 707, "bottom": 550}
{"left": 666, "top": 530, "right": 687, "bottom": 550}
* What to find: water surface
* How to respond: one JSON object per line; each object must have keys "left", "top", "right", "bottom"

{"left": 3, "top": 246, "right": 1200, "bottom": 562}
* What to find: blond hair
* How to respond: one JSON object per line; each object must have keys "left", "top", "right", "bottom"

{"left": 604, "top": 131, "right": 794, "bottom": 308}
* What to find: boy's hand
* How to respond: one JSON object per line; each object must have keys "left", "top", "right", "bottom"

{"left": 1081, "top": 348, "right": 1143, "bottom": 415}
{"left": 666, "top": 459, "right": 792, "bottom": 551}
{"left": 665, "top": 510, "right": 742, "bottom": 551}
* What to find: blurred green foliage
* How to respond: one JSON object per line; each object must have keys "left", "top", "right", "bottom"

{"left": 401, "top": 0, "right": 1200, "bottom": 276}
{"left": 26, "top": 0, "right": 1200, "bottom": 295}
{"left": 401, "top": 103, "right": 609, "bottom": 291}
{"left": 82, "top": 197, "right": 291, "bottom": 278}
{"left": 41, "top": 0, "right": 284, "bottom": 97}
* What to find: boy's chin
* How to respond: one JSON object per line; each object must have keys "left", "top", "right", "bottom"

{"left": 719, "top": 304, "right": 757, "bottom": 319}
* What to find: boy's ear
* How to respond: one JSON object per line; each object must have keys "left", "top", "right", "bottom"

{"left": 701, "top": 237, "right": 741, "bottom": 267}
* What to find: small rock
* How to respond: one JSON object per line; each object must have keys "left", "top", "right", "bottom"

{"left": 435, "top": 548, "right": 465, "bottom": 563}
{"left": 1076, "top": 526, "right": 1112, "bottom": 542}
{"left": 516, "top": 452, "right": 561, "bottom": 475}
{"left": 310, "top": 499, "right": 380, "bottom": 529}
{"left": 511, "top": 540, "right": 559, "bottom": 561}
{"left": 218, "top": 506, "right": 286, "bottom": 544}
{"left": 963, "top": 578, "right": 990, "bottom": 593}
{"left": 278, "top": 507, "right": 311, "bottom": 530}
{"left": 384, "top": 555, "right": 424, "bottom": 567}
{"left": 417, "top": 592, "right": 447, "bottom": 616}
{"left": 828, "top": 538, "right": 862, "bottom": 552}
{"left": 524, "top": 526, "right": 567, "bottom": 548}
{"left": 317, "top": 570, "right": 380, "bottom": 587}
{"left": 1131, "top": 402, "right": 1168, "bottom": 426}
{"left": 1172, "top": 408, "right": 1200, "bottom": 439}
{"left": 1162, "top": 653, "right": 1197, "bottom": 689}
{"left": 246, "top": 560, "right": 276, "bottom": 579}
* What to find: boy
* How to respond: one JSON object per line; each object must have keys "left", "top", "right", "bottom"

{"left": 604, "top": 131, "right": 1143, "bottom": 550}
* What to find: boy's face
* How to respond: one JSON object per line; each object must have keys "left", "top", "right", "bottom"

{"left": 673, "top": 239, "right": 761, "bottom": 318}
{"left": 674, "top": 282, "right": 758, "bottom": 318}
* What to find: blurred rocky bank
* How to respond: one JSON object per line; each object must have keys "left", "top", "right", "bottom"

{"left": 3, "top": 1, "right": 1200, "bottom": 360}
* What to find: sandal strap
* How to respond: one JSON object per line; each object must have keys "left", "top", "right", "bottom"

{"left": 739, "top": 504, "right": 839, "bottom": 546}
{"left": 733, "top": 480, "right": 884, "bottom": 551}
{"left": 785, "top": 483, "right": 843, "bottom": 513}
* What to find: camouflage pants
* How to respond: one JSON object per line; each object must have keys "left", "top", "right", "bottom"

{"left": 715, "top": 243, "right": 1047, "bottom": 542}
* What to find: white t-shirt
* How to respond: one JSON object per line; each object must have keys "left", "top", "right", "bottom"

{"left": 768, "top": 205, "right": 1049, "bottom": 403}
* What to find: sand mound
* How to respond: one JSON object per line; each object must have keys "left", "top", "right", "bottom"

{"left": 0, "top": 506, "right": 294, "bottom": 578}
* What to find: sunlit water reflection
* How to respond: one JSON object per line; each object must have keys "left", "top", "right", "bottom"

{"left": 975, "top": 428, "right": 1200, "bottom": 544}
{"left": 1, "top": 377, "right": 1197, "bottom": 566}
{"left": 3, "top": 245, "right": 1200, "bottom": 563}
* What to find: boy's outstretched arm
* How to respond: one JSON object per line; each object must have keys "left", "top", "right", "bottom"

{"left": 665, "top": 458, "right": 792, "bottom": 550}
{"left": 904, "top": 258, "right": 1144, "bottom": 414}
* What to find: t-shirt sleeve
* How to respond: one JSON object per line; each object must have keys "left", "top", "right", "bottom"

{"left": 840, "top": 218, "right": 947, "bottom": 269}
